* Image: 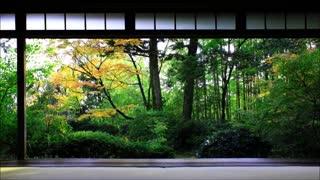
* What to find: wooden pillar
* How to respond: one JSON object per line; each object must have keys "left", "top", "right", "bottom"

{"left": 236, "top": 12, "right": 246, "bottom": 35}
{"left": 16, "top": 12, "right": 26, "bottom": 160}
{"left": 125, "top": 11, "right": 135, "bottom": 32}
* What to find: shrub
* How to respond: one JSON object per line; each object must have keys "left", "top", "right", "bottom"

{"left": 51, "top": 131, "right": 174, "bottom": 158}
{"left": 196, "top": 126, "right": 271, "bottom": 158}
{"left": 173, "top": 120, "right": 212, "bottom": 150}
{"left": 69, "top": 119, "right": 119, "bottom": 135}
{"left": 0, "top": 115, "right": 17, "bottom": 160}
{"left": 27, "top": 114, "right": 71, "bottom": 158}
{"left": 127, "top": 111, "right": 169, "bottom": 142}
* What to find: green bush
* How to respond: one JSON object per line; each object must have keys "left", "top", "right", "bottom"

{"left": 0, "top": 115, "right": 17, "bottom": 160}
{"left": 196, "top": 126, "right": 271, "bottom": 158}
{"left": 126, "top": 117, "right": 157, "bottom": 141}
{"left": 124, "top": 142, "right": 175, "bottom": 158}
{"left": 69, "top": 119, "right": 119, "bottom": 135}
{"left": 51, "top": 131, "right": 174, "bottom": 158}
{"left": 127, "top": 111, "right": 169, "bottom": 142}
{"left": 27, "top": 114, "right": 72, "bottom": 158}
{"left": 173, "top": 120, "right": 212, "bottom": 150}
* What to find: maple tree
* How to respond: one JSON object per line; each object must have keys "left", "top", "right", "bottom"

{"left": 50, "top": 39, "right": 142, "bottom": 120}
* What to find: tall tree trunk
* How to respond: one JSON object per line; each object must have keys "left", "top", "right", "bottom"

{"left": 195, "top": 79, "right": 200, "bottom": 121}
{"left": 149, "top": 38, "right": 163, "bottom": 110}
{"left": 248, "top": 76, "right": 251, "bottom": 110}
{"left": 221, "top": 60, "right": 234, "bottom": 122}
{"left": 212, "top": 69, "right": 217, "bottom": 121}
{"left": 183, "top": 38, "right": 198, "bottom": 121}
{"left": 183, "top": 76, "right": 195, "bottom": 121}
{"left": 219, "top": 38, "right": 248, "bottom": 122}
{"left": 214, "top": 69, "right": 221, "bottom": 122}
{"left": 147, "top": 82, "right": 152, "bottom": 108}
{"left": 242, "top": 73, "right": 247, "bottom": 111}
{"left": 221, "top": 83, "right": 227, "bottom": 122}
{"left": 227, "top": 85, "right": 232, "bottom": 121}
{"left": 203, "top": 74, "right": 208, "bottom": 120}
{"left": 236, "top": 67, "right": 241, "bottom": 121}
{"left": 226, "top": 86, "right": 230, "bottom": 121}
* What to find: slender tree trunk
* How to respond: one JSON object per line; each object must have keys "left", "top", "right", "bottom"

{"left": 226, "top": 86, "right": 230, "bottom": 121}
{"left": 203, "top": 74, "right": 208, "bottom": 120}
{"left": 195, "top": 79, "right": 200, "bottom": 120}
{"left": 149, "top": 38, "right": 163, "bottom": 110}
{"left": 242, "top": 73, "right": 247, "bottom": 111}
{"left": 99, "top": 79, "right": 133, "bottom": 119}
{"left": 212, "top": 72, "right": 216, "bottom": 120}
{"left": 221, "top": 62, "right": 234, "bottom": 122}
{"left": 183, "top": 38, "right": 198, "bottom": 121}
{"left": 212, "top": 70, "right": 217, "bottom": 121}
{"left": 129, "top": 54, "right": 151, "bottom": 110}
{"left": 248, "top": 76, "right": 251, "bottom": 110}
{"left": 236, "top": 67, "right": 241, "bottom": 121}
{"left": 221, "top": 84, "right": 227, "bottom": 122}
{"left": 147, "top": 80, "right": 152, "bottom": 108}
{"left": 214, "top": 69, "right": 221, "bottom": 122}
{"left": 227, "top": 85, "right": 232, "bottom": 121}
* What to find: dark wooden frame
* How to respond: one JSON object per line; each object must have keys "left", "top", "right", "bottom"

{"left": 1, "top": 0, "right": 319, "bottom": 160}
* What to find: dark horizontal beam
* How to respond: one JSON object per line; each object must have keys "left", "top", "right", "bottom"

{"left": 1, "top": 0, "right": 320, "bottom": 13}
{"left": 0, "top": 31, "right": 17, "bottom": 38}
{"left": 2, "top": 30, "right": 320, "bottom": 39}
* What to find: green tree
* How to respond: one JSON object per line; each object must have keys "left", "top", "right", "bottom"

{"left": 0, "top": 39, "right": 17, "bottom": 159}
{"left": 253, "top": 49, "right": 320, "bottom": 157}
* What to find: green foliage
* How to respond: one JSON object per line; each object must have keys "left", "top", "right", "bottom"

{"left": 23, "top": 40, "right": 72, "bottom": 158}
{"left": 256, "top": 39, "right": 308, "bottom": 55}
{"left": 0, "top": 114, "right": 17, "bottom": 160}
{"left": 196, "top": 126, "right": 271, "bottom": 158}
{"left": 173, "top": 120, "right": 212, "bottom": 150}
{"left": 166, "top": 39, "right": 204, "bottom": 84}
{"left": 127, "top": 110, "right": 168, "bottom": 143}
{"left": 26, "top": 111, "right": 72, "bottom": 158}
{"left": 2, "top": 38, "right": 320, "bottom": 159}
{"left": 251, "top": 49, "right": 320, "bottom": 158}
{"left": 69, "top": 119, "right": 120, "bottom": 135}
{"left": 52, "top": 131, "right": 174, "bottom": 158}
{"left": 0, "top": 39, "right": 17, "bottom": 159}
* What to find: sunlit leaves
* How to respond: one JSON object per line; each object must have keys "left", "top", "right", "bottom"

{"left": 50, "top": 39, "right": 143, "bottom": 119}
{"left": 78, "top": 108, "right": 117, "bottom": 120}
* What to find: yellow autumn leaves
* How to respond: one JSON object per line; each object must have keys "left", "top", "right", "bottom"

{"left": 48, "top": 39, "right": 143, "bottom": 119}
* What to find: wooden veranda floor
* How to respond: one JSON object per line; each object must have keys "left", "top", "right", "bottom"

{"left": 1, "top": 159, "right": 319, "bottom": 180}
{"left": 1, "top": 158, "right": 319, "bottom": 167}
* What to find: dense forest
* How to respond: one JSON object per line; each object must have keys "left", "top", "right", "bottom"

{"left": 1, "top": 38, "right": 319, "bottom": 159}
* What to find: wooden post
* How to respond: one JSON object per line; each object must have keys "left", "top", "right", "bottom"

{"left": 16, "top": 11, "right": 26, "bottom": 160}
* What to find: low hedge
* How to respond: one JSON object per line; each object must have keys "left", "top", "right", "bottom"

{"left": 69, "top": 120, "right": 119, "bottom": 135}
{"left": 196, "top": 127, "right": 271, "bottom": 158}
{"left": 51, "top": 131, "right": 174, "bottom": 158}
